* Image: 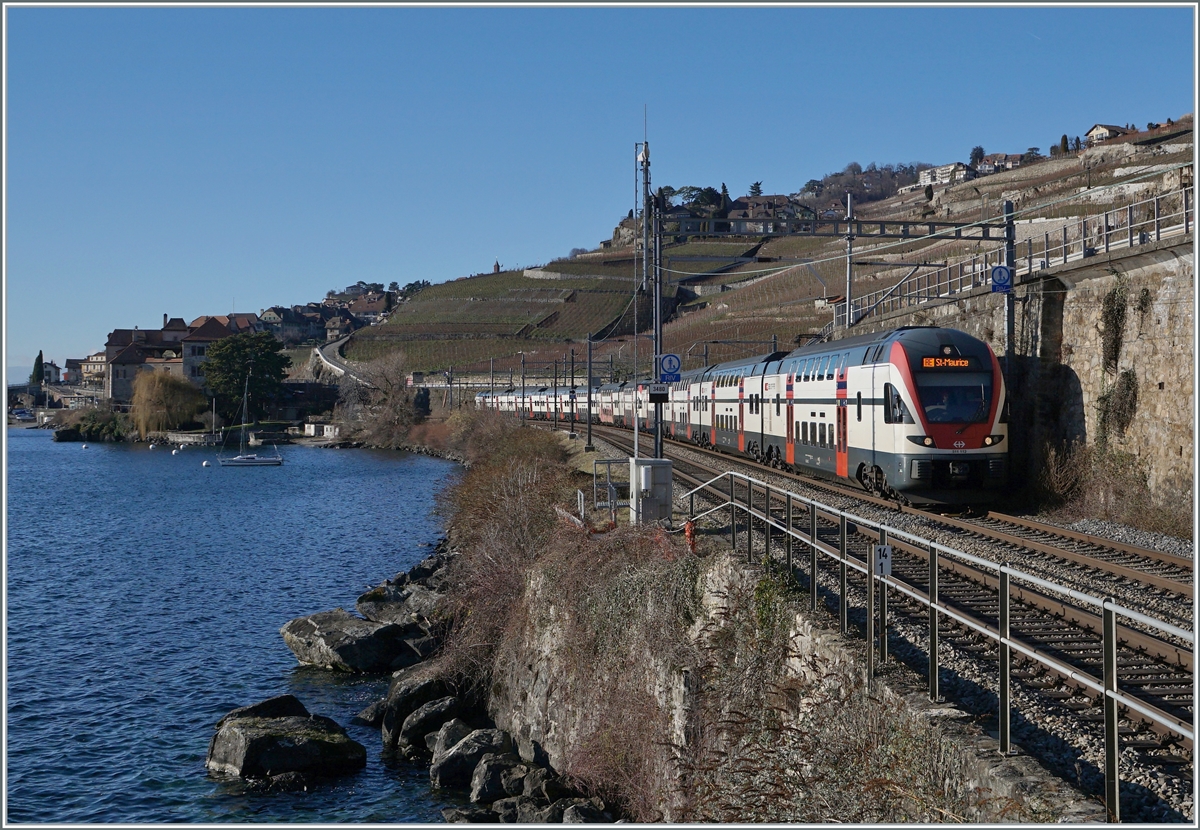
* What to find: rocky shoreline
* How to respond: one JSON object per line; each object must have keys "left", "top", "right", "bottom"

{"left": 206, "top": 539, "right": 613, "bottom": 823}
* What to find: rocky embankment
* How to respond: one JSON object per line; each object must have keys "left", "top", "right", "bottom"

{"left": 206, "top": 541, "right": 613, "bottom": 823}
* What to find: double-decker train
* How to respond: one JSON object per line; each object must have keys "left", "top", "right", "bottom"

{"left": 476, "top": 326, "right": 1008, "bottom": 504}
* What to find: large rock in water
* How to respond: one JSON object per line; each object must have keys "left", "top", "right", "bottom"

{"left": 279, "top": 608, "right": 414, "bottom": 673}
{"left": 356, "top": 582, "right": 444, "bottom": 625}
{"left": 206, "top": 695, "right": 366, "bottom": 781}
{"left": 380, "top": 666, "right": 448, "bottom": 752}
{"left": 398, "top": 695, "right": 462, "bottom": 749}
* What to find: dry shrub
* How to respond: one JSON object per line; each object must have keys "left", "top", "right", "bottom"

{"left": 540, "top": 525, "right": 702, "bottom": 822}
{"left": 404, "top": 419, "right": 450, "bottom": 451}
{"left": 436, "top": 413, "right": 572, "bottom": 690}
{"left": 1038, "top": 441, "right": 1191, "bottom": 538}
{"left": 678, "top": 565, "right": 1034, "bottom": 823}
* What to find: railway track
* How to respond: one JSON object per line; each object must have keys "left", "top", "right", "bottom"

{"left": 574, "top": 422, "right": 1194, "bottom": 816}
{"left": 582, "top": 422, "right": 1191, "bottom": 601}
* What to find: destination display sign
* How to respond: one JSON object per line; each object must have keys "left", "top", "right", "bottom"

{"left": 921, "top": 356, "right": 974, "bottom": 369}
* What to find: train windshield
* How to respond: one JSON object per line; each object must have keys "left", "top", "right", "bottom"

{"left": 914, "top": 372, "right": 992, "bottom": 424}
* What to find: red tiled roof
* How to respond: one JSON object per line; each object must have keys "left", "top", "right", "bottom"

{"left": 183, "top": 317, "right": 237, "bottom": 342}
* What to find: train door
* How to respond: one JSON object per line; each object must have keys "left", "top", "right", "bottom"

{"left": 710, "top": 382, "right": 717, "bottom": 447}
{"left": 737, "top": 377, "right": 746, "bottom": 453}
{"left": 785, "top": 372, "right": 795, "bottom": 465}
{"left": 836, "top": 357, "right": 849, "bottom": 477}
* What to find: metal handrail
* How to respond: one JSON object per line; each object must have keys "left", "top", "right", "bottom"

{"left": 686, "top": 468, "right": 1194, "bottom": 821}
{"left": 845, "top": 180, "right": 1193, "bottom": 328}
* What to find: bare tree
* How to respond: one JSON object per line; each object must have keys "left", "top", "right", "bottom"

{"left": 336, "top": 350, "right": 426, "bottom": 448}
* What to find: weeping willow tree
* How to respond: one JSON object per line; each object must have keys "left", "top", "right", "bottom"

{"left": 131, "top": 371, "right": 206, "bottom": 439}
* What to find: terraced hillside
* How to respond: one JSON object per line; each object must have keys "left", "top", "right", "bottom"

{"left": 344, "top": 269, "right": 656, "bottom": 367}
{"left": 340, "top": 116, "right": 1191, "bottom": 379}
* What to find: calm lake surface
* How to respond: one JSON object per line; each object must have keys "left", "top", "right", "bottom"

{"left": 5, "top": 427, "right": 464, "bottom": 823}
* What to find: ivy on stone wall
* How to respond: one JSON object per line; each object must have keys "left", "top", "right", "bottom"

{"left": 1096, "top": 368, "right": 1138, "bottom": 446}
{"left": 1100, "top": 273, "right": 1128, "bottom": 373}
{"left": 1134, "top": 286, "right": 1153, "bottom": 334}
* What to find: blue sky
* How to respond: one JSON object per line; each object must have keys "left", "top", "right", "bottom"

{"left": 4, "top": 4, "right": 1196, "bottom": 378}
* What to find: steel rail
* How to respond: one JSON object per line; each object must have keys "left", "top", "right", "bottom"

{"left": 985, "top": 511, "right": 1195, "bottom": 572}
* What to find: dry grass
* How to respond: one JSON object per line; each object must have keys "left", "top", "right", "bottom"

{"left": 1037, "top": 441, "right": 1191, "bottom": 538}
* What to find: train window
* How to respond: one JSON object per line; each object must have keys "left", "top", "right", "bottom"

{"left": 801, "top": 422, "right": 808, "bottom": 444}
{"left": 818, "top": 356, "right": 830, "bottom": 380}
{"left": 775, "top": 395, "right": 781, "bottom": 416}
{"left": 794, "top": 421, "right": 800, "bottom": 443}
{"left": 882, "top": 383, "right": 915, "bottom": 424}
{"left": 819, "top": 423, "right": 826, "bottom": 447}
{"left": 856, "top": 391, "right": 862, "bottom": 422}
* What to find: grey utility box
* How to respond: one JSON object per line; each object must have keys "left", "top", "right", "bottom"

{"left": 629, "top": 458, "right": 673, "bottom": 526}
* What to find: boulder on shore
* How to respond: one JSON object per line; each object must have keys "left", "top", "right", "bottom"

{"left": 430, "top": 729, "right": 513, "bottom": 791}
{"left": 206, "top": 695, "right": 366, "bottom": 782}
{"left": 398, "top": 695, "right": 462, "bottom": 749}
{"left": 380, "top": 667, "right": 449, "bottom": 752}
{"left": 356, "top": 582, "right": 444, "bottom": 625}
{"left": 469, "top": 752, "right": 527, "bottom": 803}
{"left": 279, "top": 608, "right": 415, "bottom": 673}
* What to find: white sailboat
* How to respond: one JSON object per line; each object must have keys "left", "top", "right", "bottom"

{"left": 218, "top": 370, "right": 283, "bottom": 467}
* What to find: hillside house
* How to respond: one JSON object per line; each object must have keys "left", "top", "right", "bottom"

{"left": 348, "top": 292, "right": 391, "bottom": 325}
{"left": 181, "top": 317, "right": 236, "bottom": 389}
{"left": 976, "top": 153, "right": 1024, "bottom": 175}
{"left": 82, "top": 352, "right": 106, "bottom": 388}
{"left": 41, "top": 361, "right": 62, "bottom": 384}
{"left": 1086, "top": 124, "right": 1134, "bottom": 145}
{"left": 105, "top": 344, "right": 147, "bottom": 401}
{"left": 260, "top": 306, "right": 308, "bottom": 344}
{"left": 725, "top": 195, "right": 812, "bottom": 234}
{"left": 325, "top": 310, "right": 359, "bottom": 341}
{"left": 63, "top": 358, "right": 82, "bottom": 385}
{"left": 918, "top": 162, "right": 978, "bottom": 187}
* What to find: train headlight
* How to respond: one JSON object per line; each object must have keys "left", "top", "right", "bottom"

{"left": 906, "top": 435, "right": 936, "bottom": 447}
{"left": 983, "top": 434, "right": 1005, "bottom": 446}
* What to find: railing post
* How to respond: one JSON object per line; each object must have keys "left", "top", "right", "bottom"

{"left": 745, "top": 481, "right": 753, "bottom": 563}
{"left": 690, "top": 491, "right": 695, "bottom": 520}
{"left": 809, "top": 502, "right": 819, "bottom": 612}
{"left": 1154, "top": 195, "right": 1161, "bottom": 241}
{"left": 764, "top": 485, "right": 772, "bottom": 561}
{"left": 1128, "top": 205, "right": 1134, "bottom": 247}
{"left": 838, "top": 514, "right": 848, "bottom": 635}
{"left": 867, "top": 531, "right": 876, "bottom": 688}
{"left": 1026, "top": 238, "right": 1032, "bottom": 274}
{"left": 999, "top": 564, "right": 1012, "bottom": 755}
{"left": 1104, "top": 211, "right": 1110, "bottom": 253}
{"left": 928, "top": 542, "right": 940, "bottom": 701}
{"left": 1185, "top": 186, "right": 1191, "bottom": 235}
{"left": 1062, "top": 226, "right": 1068, "bottom": 264}
{"left": 1044, "top": 231, "right": 1050, "bottom": 265}
{"left": 729, "top": 476, "right": 737, "bottom": 550}
{"left": 878, "top": 527, "right": 888, "bottom": 662}
{"left": 1103, "top": 598, "right": 1121, "bottom": 823}
{"left": 785, "top": 493, "right": 793, "bottom": 576}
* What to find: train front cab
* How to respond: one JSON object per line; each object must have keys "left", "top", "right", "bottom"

{"left": 850, "top": 331, "right": 1008, "bottom": 504}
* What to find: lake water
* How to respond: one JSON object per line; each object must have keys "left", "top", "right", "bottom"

{"left": 4, "top": 427, "right": 464, "bottom": 823}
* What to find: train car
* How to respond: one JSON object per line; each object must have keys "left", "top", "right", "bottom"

{"left": 486, "top": 326, "right": 1004, "bottom": 505}
{"left": 691, "top": 326, "right": 1006, "bottom": 504}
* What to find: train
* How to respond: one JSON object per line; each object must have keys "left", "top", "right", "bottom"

{"left": 476, "top": 326, "right": 1008, "bottom": 504}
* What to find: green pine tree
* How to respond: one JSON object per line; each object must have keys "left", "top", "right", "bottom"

{"left": 30, "top": 350, "right": 44, "bottom": 384}
{"left": 748, "top": 181, "right": 763, "bottom": 197}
